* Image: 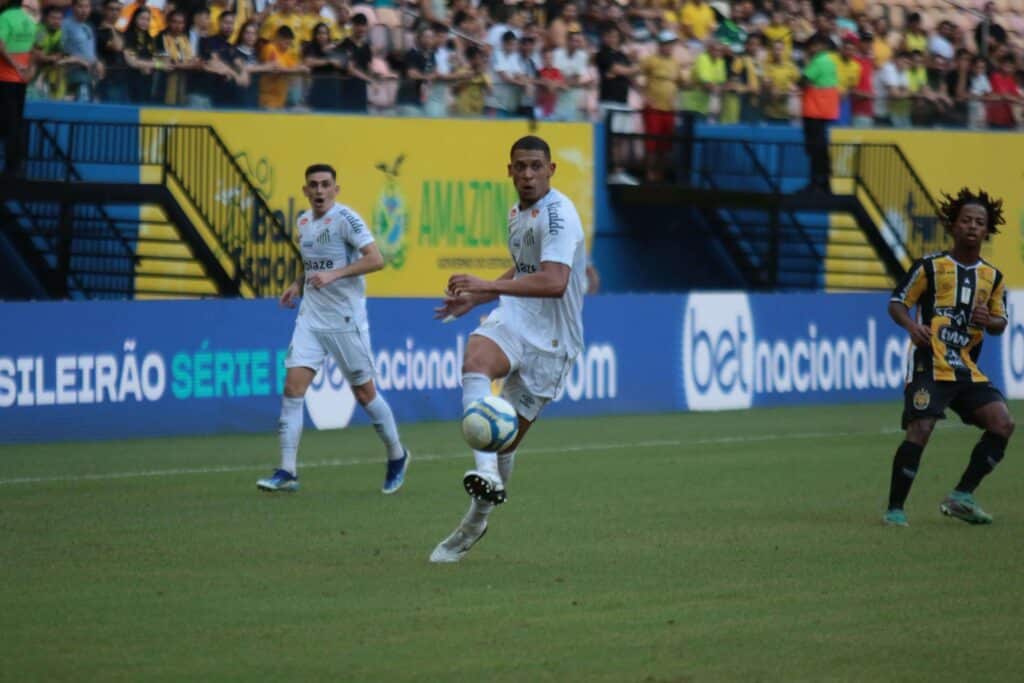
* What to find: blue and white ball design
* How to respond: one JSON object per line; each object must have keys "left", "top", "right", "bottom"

{"left": 461, "top": 396, "right": 519, "bottom": 452}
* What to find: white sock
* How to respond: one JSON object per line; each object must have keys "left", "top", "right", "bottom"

{"left": 461, "top": 372, "right": 492, "bottom": 411}
{"left": 498, "top": 450, "right": 516, "bottom": 485}
{"left": 473, "top": 449, "right": 500, "bottom": 480}
{"left": 461, "top": 498, "right": 494, "bottom": 531}
{"left": 278, "top": 396, "right": 304, "bottom": 475}
{"left": 463, "top": 372, "right": 499, "bottom": 476}
{"left": 364, "top": 394, "right": 405, "bottom": 460}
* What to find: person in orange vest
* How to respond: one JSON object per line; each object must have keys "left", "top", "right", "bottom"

{"left": 798, "top": 32, "right": 839, "bottom": 194}
{"left": 0, "top": 0, "right": 36, "bottom": 177}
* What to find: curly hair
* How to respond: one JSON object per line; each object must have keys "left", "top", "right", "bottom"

{"left": 938, "top": 187, "right": 1005, "bottom": 237}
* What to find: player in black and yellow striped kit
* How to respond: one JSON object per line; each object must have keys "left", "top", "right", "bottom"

{"left": 884, "top": 188, "right": 1015, "bottom": 526}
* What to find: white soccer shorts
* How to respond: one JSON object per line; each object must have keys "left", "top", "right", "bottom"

{"left": 285, "top": 318, "right": 376, "bottom": 387}
{"left": 472, "top": 316, "right": 575, "bottom": 422}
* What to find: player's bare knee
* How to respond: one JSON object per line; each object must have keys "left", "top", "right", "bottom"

{"left": 283, "top": 380, "right": 307, "bottom": 398}
{"left": 906, "top": 419, "right": 935, "bottom": 446}
{"left": 352, "top": 381, "right": 376, "bottom": 406}
{"left": 991, "top": 415, "right": 1015, "bottom": 440}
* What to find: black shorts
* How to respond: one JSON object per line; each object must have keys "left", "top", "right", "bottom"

{"left": 902, "top": 374, "right": 1006, "bottom": 429}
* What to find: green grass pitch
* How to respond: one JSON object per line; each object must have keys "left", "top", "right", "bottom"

{"left": 2, "top": 401, "right": 1023, "bottom": 682}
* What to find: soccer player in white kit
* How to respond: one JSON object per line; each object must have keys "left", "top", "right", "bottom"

{"left": 429, "top": 136, "right": 587, "bottom": 562}
{"left": 257, "top": 164, "right": 410, "bottom": 494}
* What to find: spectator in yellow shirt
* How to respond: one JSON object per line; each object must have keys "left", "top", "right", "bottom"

{"left": 762, "top": 39, "right": 800, "bottom": 122}
{"left": 902, "top": 12, "right": 928, "bottom": 54}
{"left": 872, "top": 17, "right": 893, "bottom": 67}
{"left": 259, "top": 25, "right": 308, "bottom": 109}
{"left": 836, "top": 39, "right": 862, "bottom": 124}
{"left": 671, "top": 0, "right": 716, "bottom": 43}
{"left": 724, "top": 33, "right": 763, "bottom": 124}
{"left": 681, "top": 39, "right": 726, "bottom": 119}
{"left": 261, "top": 0, "right": 305, "bottom": 56}
{"left": 762, "top": 10, "right": 792, "bottom": 56}
{"left": 640, "top": 31, "right": 685, "bottom": 180}
{"left": 452, "top": 44, "right": 491, "bottom": 116}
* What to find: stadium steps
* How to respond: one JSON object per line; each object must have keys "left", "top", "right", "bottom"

{"left": 0, "top": 118, "right": 299, "bottom": 300}
{"left": 607, "top": 130, "right": 937, "bottom": 291}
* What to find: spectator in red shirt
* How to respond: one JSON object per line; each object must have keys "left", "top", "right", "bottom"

{"left": 851, "top": 32, "right": 875, "bottom": 128}
{"left": 987, "top": 56, "right": 1022, "bottom": 129}
{"left": 535, "top": 46, "right": 565, "bottom": 120}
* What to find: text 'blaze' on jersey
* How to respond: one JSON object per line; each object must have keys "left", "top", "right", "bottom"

{"left": 495, "top": 188, "right": 587, "bottom": 357}
{"left": 891, "top": 251, "right": 1006, "bottom": 383}
{"left": 296, "top": 202, "right": 375, "bottom": 331}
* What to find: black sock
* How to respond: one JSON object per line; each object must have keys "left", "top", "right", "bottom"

{"left": 888, "top": 441, "right": 924, "bottom": 510}
{"left": 955, "top": 432, "right": 1008, "bottom": 494}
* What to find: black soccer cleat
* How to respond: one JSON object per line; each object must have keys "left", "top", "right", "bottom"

{"left": 462, "top": 470, "right": 507, "bottom": 505}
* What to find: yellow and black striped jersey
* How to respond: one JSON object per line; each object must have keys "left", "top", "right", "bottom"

{"left": 891, "top": 252, "right": 1006, "bottom": 383}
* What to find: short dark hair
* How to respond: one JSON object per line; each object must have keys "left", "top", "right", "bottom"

{"left": 501, "top": 30, "right": 517, "bottom": 43}
{"left": 510, "top": 135, "right": 550, "bottom": 160}
{"left": 43, "top": 4, "right": 62, "bottom": 16}
{"left": 465, "top": 45, "right": 483, "bottom": 60}
{"left": 351, "top": 13, "right": 368, "bottom": 26}
{"left": 305, "top": 163, "right": 337, "bottom": 180}
{"left": 939, "top": 187, "right": 1004, "bottom": 236}
{"left": 219, "top": 10, "right": 235, "bottom": 22}
{"left": 276, "top": 25, "right": 295, "bottom": 40}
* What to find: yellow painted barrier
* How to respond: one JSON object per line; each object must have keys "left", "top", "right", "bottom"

{"left": 833, "top": 128, "right": 1024, "bottom": 286}
{"left": 139, "top": 109, "right": 594, "bottom": 297}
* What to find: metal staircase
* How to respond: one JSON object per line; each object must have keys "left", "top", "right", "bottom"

{"left": 606, "top": 119, "right": 942, "bottom": 291}
{"left": 0, "top": 119, "right": 300, "bottom": 300}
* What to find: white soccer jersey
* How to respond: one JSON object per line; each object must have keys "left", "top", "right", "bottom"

{"left": 492, "top": 188, "right": 586, "bottom": 357}
{"left": 296, "top": 202, "right": 376, "bottom": 331}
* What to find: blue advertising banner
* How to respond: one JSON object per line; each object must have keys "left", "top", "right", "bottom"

{"left": 1, "top": 293, "right": 1015, "bottom": 444}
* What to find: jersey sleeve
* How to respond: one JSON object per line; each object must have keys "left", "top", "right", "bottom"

{"left": 338, "top": 207, "right": 375, "bottom": 250}
{"left": 540, "top": 198, "right": 581, "bottom": 268}
{"left": 989, "top": 271, "right": 1007, "bottom": 320}
{"left": 891, "top": 259, "right": 928, "bottom": 307}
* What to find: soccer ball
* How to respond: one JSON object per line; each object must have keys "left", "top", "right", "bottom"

{"left": 461, "top": 396, "right": 519, "bottom": 452}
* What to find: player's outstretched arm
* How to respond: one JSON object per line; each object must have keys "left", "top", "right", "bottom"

{"left": 306, "top": 244, "right": 384, "bottom": 290}
{"left": 449, "top": 262, "right": 569, "bottom": 299}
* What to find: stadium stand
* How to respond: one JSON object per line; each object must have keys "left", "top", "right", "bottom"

{"left": 4, "top": 0, "right": 1021, "bottom": 128}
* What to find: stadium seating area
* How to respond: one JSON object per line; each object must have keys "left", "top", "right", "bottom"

{"left": 12, "top": 0, "right": 1024, "bottom": 126}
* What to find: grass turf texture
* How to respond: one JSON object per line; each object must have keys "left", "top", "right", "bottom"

{"left": 2, "top": 401, "right": 1022, "bottom": 682}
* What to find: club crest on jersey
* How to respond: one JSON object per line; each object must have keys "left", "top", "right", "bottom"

{"left": 913, "top": 389, "right": 930, "bottom": 410}
{"left": 524, "top": 231, "right": 535, "bottom": 247}
{"left": 316, "top": 229, "right": 331, "bottom": 245}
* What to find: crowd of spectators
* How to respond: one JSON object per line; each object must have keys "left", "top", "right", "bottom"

{"left": 3, "top": 0, "right": 1024, "bottom": 128}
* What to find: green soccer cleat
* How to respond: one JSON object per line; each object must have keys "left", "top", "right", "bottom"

{"left": 883, "top": 508, "right": 909, "bottom": 527}
{"left": 939, "top": 491, "right": 993, "bottom": 525}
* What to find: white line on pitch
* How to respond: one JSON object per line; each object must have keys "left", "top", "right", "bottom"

{"left": 0, "top": 428, "right": 903, "bottom": 486}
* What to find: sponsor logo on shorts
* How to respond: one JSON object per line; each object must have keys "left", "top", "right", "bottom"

{"left": 913, "top": 388, "right": 930, "bottom": 410}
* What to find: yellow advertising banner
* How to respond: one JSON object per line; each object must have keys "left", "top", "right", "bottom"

{"left": 833, "top": 128, "right": 1024, "bottom": 286}
{"left": 139, "top": 109, "right": 593, "bottom": 297}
